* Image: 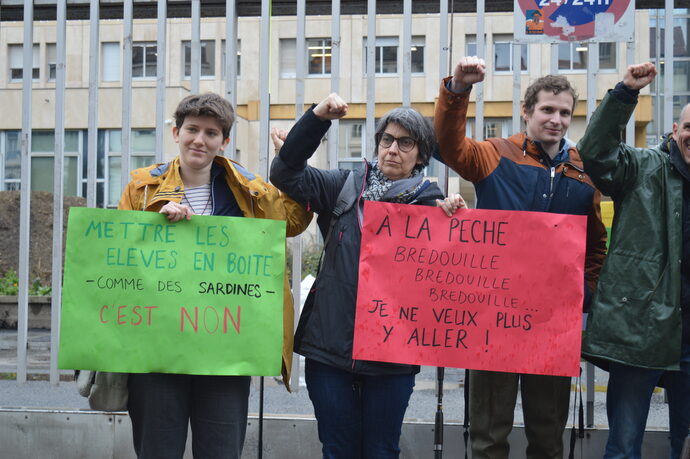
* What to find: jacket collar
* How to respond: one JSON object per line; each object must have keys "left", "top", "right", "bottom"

{"left": 515, "top": 132, "right": 574, "bottom": 165}
{"left": 668, "top": 136, "right": 690, "bottom": 183}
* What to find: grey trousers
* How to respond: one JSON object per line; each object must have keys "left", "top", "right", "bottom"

{"left": 468, "top": 370, "right": 571, "bottom": 459}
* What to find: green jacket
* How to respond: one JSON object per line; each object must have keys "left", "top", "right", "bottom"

{"left": 578, "top": 91, "right": 684, "bottom": 371}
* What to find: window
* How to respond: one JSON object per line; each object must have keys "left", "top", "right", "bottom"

{"left": 465, "top": 35, "right": 486, "bottom": 57}
{"left": 280, "top": 39, "right": 296, "bottom": 78}
{"left": 466, "top": 118, "right": 514, "bottom": 140}
{"left": 338, "top": 121, "right": 366, "bottom": 171}
{"left": 9, "top": 44, "right": 39, "bottom": 82}
{"left": 102, "top": 42, "right": 120, "bottom": 82}
{"left": 308, "top": 38, "right": 331, "bottom": 75}
{"left": 183, "top": 40, "right": 216, "bottom": 78}
{"left": 493, "top": 35, "right": 527, "bottom": 72}
{"left": 31, "top": 131, "right": 81, "bottom": 196}
{"left": 364, "top": 37, "right": 398, "bottom": 75}
{"left": 411, "top": 36, "right": 425, "bottom": 73}
{"left": 221, "top": 39, "right": 241, "bottom": 78}
{"left": 599, "top": 42, "right": 617, "bottom": 70}
{"left": 558, "top": 42, "right": 617, "bottom": 71}
{"left": 2, "top": 131, "right": 21, "bottom": 190}
{"left": 132, "top": 42, "right": 157, "bottom": 79}
{"left": 558, "top": 42, "right": 588, "bottom": 71}
{"left": 1, "top": 130, "right": 81, "bottom": 194}
{"left": 106, "top": 129, "right": 155, "bottom": 207}
{"left": 46, "top": 43, "right": 57, "bottom": 82}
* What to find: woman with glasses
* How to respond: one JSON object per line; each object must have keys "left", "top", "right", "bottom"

{"left": 270, "top": 93, "right": 466, "bottom": 459}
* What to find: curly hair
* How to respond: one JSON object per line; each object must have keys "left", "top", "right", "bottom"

{"left": 523, "top": 75, "right": 578, "bottom": 114}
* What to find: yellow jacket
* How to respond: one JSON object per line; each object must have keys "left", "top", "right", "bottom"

{"left": 118, "top": 155, "right": 312, "bottom": 390}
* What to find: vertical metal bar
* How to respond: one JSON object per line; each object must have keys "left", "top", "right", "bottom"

{"left": 512, "top": 42, "right": 521, "bottom": 135}
{"left": 289, "top": 0, "right": 307, "bottom": 394}
{"left": 550, "top": 43, "right": 559, "bottom": 76}
{"left": 191, "top": 0, "right": 201, "bottom": 94}
{"left": 585, "top": 38, "right": 599, "bottom": 421}
{"left": 439, "top": 0, "right": 449, "bottom": 79}
{"left": 17, "top": 0, "right": 35, "bottom": 385}
{"left": 663, "top": 1, "right": 673, "bottom": 133}
{"left": 625, "top": 41, "right": 636, "bottom": 146}
{"left": 366, "top": 0, "right": 376, "bottom": 158}
{"left": 654, "top": 10, "right": 662, "bottom": 141}
{"left": 437, "top": 0, "right": 449, "bottom": 194}
{"left": 50, "top": 0, "right": 68, "bottom": 386}
{"left": 122, "top": 0, "right": 133, "bottom": 192}
{"left": 86, "top": 1, "right": 99, "bottom": 208}
{"left": 258, "top": 0, "right": 271, "bottom": 179}
{"left": 225, "top": 0, "right": 238, "bottom": 160}
{"left": 327, "top": 0, "right": 341, "bottom": 170}
{"left": 586, "top": 361, "right": 595, "bottom": 427}
{"left": 155, "top": 0, "right": 167, "bottom": 164}
{"left": 295, "top": 0, "right": 306, "bottom": 117}
{"left": 475, "top": 0, "right": 485, "bottom": 140}
{"left": 402, "top": 0, "right": 412, "bottom": 107}
{"left": 586, "top": 42, "right": 598, "bottom": 124}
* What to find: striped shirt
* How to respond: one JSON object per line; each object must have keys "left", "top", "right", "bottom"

{"left": 181, "top": 184, "right": 212, "bottom": 216}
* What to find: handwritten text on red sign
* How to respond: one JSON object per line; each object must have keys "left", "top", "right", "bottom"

{"left": 353, "top": 201, "right": 587, "bottom": 377}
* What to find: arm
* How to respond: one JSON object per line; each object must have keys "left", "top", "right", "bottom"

{"left": 270, "top": 93, "right": 351, "bottom": 215}
{"left": 434, "top": 57, "right": 501, "bottom": 183}
{"left": 577, "top": 63, "right": 657, "bottom": 199}
{"left": 584, "top": 191, "right": 608, "bottom": 304}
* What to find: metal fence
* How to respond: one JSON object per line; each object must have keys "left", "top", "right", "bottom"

{"left": 2, "top": 0, "right": 680, "bottom": 432}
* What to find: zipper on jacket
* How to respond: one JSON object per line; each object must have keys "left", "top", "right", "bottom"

{"left": 549, "top": 166, "right": 556, "bottom": 197}
{"left": 210, "top": 175, "right": 217, "bottom": 214}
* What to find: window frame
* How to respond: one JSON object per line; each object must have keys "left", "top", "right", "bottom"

{"left": 9, "top": 44, "right": 39, "bottom": 82}
{"left": 132, "top": 42, "right": 158, "bottom": 80}
{"left": 307, "top": 38, "right": 332, "bottom": 76}
{"left": 182, "top": 39, "right": 217, "bottom": 79}
{"left": 492, "top": 35, "right": 528, "bottom": 74}
{"left": 363, "top": 36, "right": 400, "bottom": 76}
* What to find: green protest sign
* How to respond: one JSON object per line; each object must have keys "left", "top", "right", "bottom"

{"left": 58, "top": 207, "right": 286, "bottom": 376}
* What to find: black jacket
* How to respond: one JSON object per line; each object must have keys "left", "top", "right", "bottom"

{"left": 270, "top": 108, "right": 445, "bottom": 375}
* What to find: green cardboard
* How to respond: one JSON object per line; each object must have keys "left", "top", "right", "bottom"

{"left": 58, "top": 207, "right": 286, "bottom": 376}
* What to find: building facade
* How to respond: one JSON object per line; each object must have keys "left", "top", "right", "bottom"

{"left": 2, "top": 9, "right": 685, "bottom": 209}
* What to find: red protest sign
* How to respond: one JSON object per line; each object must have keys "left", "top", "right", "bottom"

{"left": 353, "top": 201, "right": 587, "bottom": 377}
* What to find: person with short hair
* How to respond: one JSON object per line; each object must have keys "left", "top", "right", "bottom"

{"left": 434, "top": 56, "right": 607, "bottom": 459}
{"left": 118, "top": 92, "right": 311, "bottom": 458}
{"left": 270, "top": 93, "right": 464, "bottom": 458}
{"left": 578, "top": 62, "right": 690, "bottom": 459}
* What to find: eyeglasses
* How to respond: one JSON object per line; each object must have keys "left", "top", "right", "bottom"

{"left": 377, "top": 133, "right": 417, "bottom": 153}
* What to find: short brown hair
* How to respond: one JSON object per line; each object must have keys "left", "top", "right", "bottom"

{"left": 523, "top": 75, "right": 578, "bottom": 114}
{"left": 173, "top": 93, "right": 235, "bottom": 139}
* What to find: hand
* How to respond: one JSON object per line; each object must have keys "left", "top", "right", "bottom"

{"left": 271, "top": 127, "right": 289, "bottom": 154}
{"left": 160, "top": 201, "right": 193, "bottom": 222}
{"left": 436, "top": 193, "right": 468, "bottom": 217}
{"left": 313, "top": 93, "right": 348, "bottom": 121}
{"left": 622, "top": 62, "right": 657, "bottom": 91}
{"left": 451, "top": 56, "right": 486, "bottom": 93}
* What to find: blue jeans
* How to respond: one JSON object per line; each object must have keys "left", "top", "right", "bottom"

{"left": 304, "top": 358, "right": 415, "bottom": 459}
{"left": 127, "top": 373, "right": 250, "bottom": 459}
{"left": 604, "top": 343, "right": 690, "bottom": 459}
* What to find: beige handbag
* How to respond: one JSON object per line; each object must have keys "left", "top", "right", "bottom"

{"left": 76, "top": 371, "right": 128, "bottom": 411}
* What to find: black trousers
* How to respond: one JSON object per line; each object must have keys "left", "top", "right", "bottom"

{"left": 127, "top": 373, "right": 251, "bottom": 459}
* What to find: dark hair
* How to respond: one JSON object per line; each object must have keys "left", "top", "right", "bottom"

{"left": 173, "top": 93, "right": 235, "bottom": 139}
{"left": 374, "top": 107, "right": 437, "bottom": 167}
{"left": 523, "top": 75, "right": 578, "bottom": 114}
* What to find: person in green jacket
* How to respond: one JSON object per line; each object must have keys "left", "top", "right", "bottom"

{"left": 578, "top": 62, "right": 690, "bottom": 459}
